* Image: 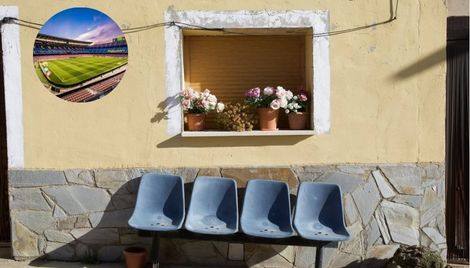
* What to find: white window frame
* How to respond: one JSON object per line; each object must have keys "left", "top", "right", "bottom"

{"left": 164, "top": 10, "right": 330, "bottom": 136}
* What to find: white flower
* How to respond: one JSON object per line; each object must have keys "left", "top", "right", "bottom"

{"left": 207, "top": 94, "right": 217, "bottom": 104}
{"left": 270, "top": 99, "right": 281, "bottom": 110}
{"left": 216, "top": 102, "right": 225, "bottom": 113}
{"left": 286, "top": 90, "right": 294, "bottom": 100}
{"left": 263, "top": 87, "right": 274, "bottom": 96}
{"left": 280, "top": 98, "right": 288, "bottom": 109}
{"left": 275, "top": 86, "right": 286, "bottom": 98}
{"left": 285, "top": 109, "right": 290, "bottom": 114}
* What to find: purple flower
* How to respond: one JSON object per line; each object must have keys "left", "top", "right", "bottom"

{"left": 245, "top": 87, "right": 261, "bottom": 98}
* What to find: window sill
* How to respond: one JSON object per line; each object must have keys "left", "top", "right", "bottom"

{"left": 181, "top": 130, "right": 315, "bottom": 137}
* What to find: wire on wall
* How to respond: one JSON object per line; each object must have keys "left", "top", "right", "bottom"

{"left": 0, "top": 0, "right": 399, "bottom": 37}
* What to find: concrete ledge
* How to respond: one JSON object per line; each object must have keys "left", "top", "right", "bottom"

{"left": 181, "top": 130, "right": 315, "bottom": 137}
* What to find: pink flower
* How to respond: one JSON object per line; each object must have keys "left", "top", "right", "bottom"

{"left": 245, "top": 87, "right": 261, "bottom": 98}
{"left": 186, "top": 88, "right": 198, "bottom": 99}
{"left": 181, "top": 99, "right": 191, "bottom": 110}
{"left": 201, "top": 100, "right": 210, "bottom": 110}
{"left": 299, "top": 93, "right": 308, "bottom": 102}
{"left": 263, "top": 87, "right": 274, "bottom": 96}
{"left": 202, "top": 88, "right": 211, "bottom": 97}
{"left": 270, "top": 99, "right": 281, "bottom": 110}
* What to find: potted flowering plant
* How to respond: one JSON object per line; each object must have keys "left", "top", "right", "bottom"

{"left": 285, "top": 90, "right": 309, "bottom": 130}
{"left": 179, "top": 88, "right": 224, "bottom": 131}
{"left": 245, "top": 86, "right": 292, "bottom": 131}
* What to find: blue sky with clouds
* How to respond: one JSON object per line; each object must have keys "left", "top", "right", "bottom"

{"left": 39, "top": 7, "right": 123, "bottom": 43}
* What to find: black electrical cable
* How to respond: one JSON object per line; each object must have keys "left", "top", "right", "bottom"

{"left": 0, "top": 0, "right": 399, "bottom": 38}
{"left": 121, "top": 22, "right": 173, "bottom": 34}
{"left": 0, "top": 17, "right": 42, "bottom": 30}
{"left": 13, "top": 17, "right": 43, "bottom": 26}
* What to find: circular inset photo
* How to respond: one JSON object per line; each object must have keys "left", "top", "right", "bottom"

{"left": 33, "top": 7, "right": 128, "bottom": 102}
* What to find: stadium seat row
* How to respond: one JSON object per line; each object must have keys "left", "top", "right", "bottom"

{"left": 128, "top": 173, "right": 350, "bottom": 242}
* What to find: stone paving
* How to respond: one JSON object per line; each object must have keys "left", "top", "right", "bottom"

{"left": 8, "top": 163, "right": 446, "bottom": 267}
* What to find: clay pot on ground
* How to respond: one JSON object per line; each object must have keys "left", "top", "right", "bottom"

{"left": 123, "top": 247, "right": 148, "bottom": 268}
{"left": 186, "top": 113, "right": 205, "bottom": 131}
{"left": 288, "top": 112, "right": 308, "bottom": 130}
{"left": 257, "top": 108, "right": 279, "bottom": 131}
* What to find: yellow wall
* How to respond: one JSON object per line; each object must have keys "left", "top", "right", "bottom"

{"left": 1, "top": 0, "right": 447, "bottom": 169}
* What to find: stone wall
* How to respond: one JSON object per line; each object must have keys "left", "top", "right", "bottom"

{"left": 8, "top": 163, "right": 446, "bottom": 267}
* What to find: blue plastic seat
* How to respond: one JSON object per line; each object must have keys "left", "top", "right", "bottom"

{"left": 128, "top": 173, "right": 185, "bottom": 231}
{"left": 185, "top": 177, "right": 238, "bottom": 235}
{"left": 240, "top": 179, "right": 294, "bottom": 238}
{"left": 294, "top": 182, "right": 350, "bottom": 241}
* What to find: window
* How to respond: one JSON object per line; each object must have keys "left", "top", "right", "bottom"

{"left": 183, "top": 30, "right": 313, "bottom": 131}
{"left": 165, "top": 10, "right": 330, "bottom": 136}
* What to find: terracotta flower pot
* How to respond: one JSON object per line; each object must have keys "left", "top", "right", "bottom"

{"left": 258, "top": 108, "right": 279, "bottom": 131}
{"left": 288, "top": 112, "right": 308, "bottom": 130}
{"left": 123, "top": 247, "right": 147, "bottom": 268}
{"left": 186, "top": 113, "right": 205, "bottom": 131}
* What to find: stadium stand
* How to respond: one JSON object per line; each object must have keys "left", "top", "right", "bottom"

{"left": 89, "top": 73, "right": 125, "bottom": 93}
{"left": 62, "top": 89, "right": 94, "bottom": 102}
{"left": 33, "top": 33, "right": 128, "bottom": 102}
{"left": 60, "top": 72, "right": 125, "bottom": 102}
{"left": 34, "top": 34, "right": 128, "bottom": 56}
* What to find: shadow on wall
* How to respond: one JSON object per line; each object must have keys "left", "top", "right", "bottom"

{"left": 150, "top": 95, "right": 179, "bottom": 124}
{"left": 157, "top": 135, "right": 309, "bottom": 148}
{"left": 391, "top": 47, "right": 447, "bottom": 80}
{"left": 26, "top": 175, "right": 284, "bottom": 267}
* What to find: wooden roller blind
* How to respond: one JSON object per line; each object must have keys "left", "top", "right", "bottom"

{"left": 183, "top": 35, "right": 307, "bottom": 129}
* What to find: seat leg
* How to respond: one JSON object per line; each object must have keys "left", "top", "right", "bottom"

{"left": 151, "top": 233, "right": 160, "bottom": 268}
{"left": 315, "top": 245, "right": 323, "bottom": 268}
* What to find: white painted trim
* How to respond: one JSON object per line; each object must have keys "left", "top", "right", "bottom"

{"left": 165, "top": 10, "right": 331, "bottom": 136}
{"left": 164, "top": 14, "right": 183, "bottom": 136}
{"left": 1, "top": 6, "right": 24, "bottom": 168}
{"left": 312, "top": 11, "right": 330, "bottom": 134}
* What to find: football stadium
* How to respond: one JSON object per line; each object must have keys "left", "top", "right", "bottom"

{"left": 33, "top": 34, "right": 128, "bottom": 102}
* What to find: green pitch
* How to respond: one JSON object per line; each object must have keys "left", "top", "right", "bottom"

{"left": 38, "top": 56, "right": 127, "bottom": 87}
